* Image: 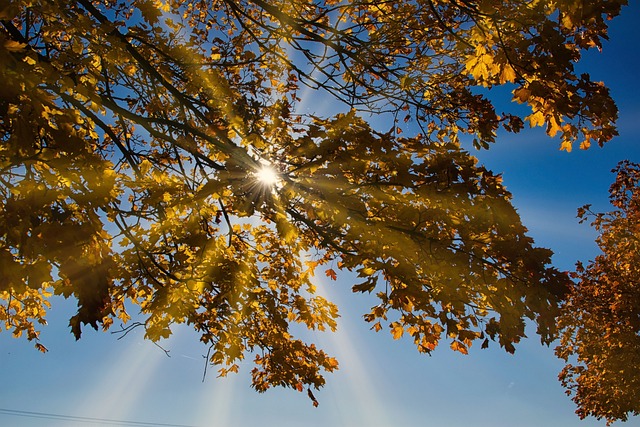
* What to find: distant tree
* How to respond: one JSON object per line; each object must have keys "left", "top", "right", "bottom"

{"left": 557, "top": 160, "right": 640, "bottom": 425}
{"left": 0, "top": 0, "right": 627, "bottom": 411}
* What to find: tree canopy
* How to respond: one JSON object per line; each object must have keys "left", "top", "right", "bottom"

{"left": 557, "top": 161, "right": 640, "bottom": 425}
{"left": 0, "top": 0, "right": 633, "bottom": 421}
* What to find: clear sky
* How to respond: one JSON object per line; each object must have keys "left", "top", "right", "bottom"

{"left": 2, "top": 3, "right": 640, "bottom": 427}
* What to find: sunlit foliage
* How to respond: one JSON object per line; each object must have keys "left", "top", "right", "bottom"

{"left": 0, "top": 0, "right": 629, "bottom": 414}
{"left": 557, "top": 161, "right": 640, "bottom": 425}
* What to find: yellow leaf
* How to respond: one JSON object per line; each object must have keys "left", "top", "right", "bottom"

{"left": 560, "top": 140, "right": 573, "bottom": 152}
{"left": 526, "top": 111, "right": 545, "bottom": 128}
{"left": 360, "top": 266, "right": 376, "bottom": 276}
{"left": 500, "top": 64, "right": 517, "bottom": 84}
{"left": 139, "top": 159, "right": 152, "bottom": 175}
{"left": 469, "top": 61, "right": 488, "bottom": 80}
{"left": 154, "top": 0, "right": 170, "bottom": 12}
{"left": 275, "top": 212, "right": 297, "bottom": 243}
{"left": 391, "top": 324, "right": 404, "bottom": 340}
{"left": 547, "top": 116, "right": 562, "bottom": 137}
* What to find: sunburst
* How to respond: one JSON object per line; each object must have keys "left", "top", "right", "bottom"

{"left": 254, "top": 164, "right": 280, "bottom": 187}
{"left": 253, "top": 161, "right": 282, "bottom": 190}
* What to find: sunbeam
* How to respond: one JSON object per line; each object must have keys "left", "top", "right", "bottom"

{"left": 193, "top": 368, "right": 241, "bottom": 426}
{"left": 310, "top": 275, "right": 394, "bottom": 427}
{"left": 75, "top": 339, "right": 164, "bottom": 422}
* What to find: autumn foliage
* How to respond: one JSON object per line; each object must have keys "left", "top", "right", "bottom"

{"left": 557, "top": 161, "right": 640, "bottom": 425}
{"left": 0, "top": 0, "right": 634, "bottom": 422}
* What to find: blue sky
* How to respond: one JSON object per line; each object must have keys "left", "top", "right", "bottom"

{"left": 2, "top": 2, "right": 640, "bottom": 427}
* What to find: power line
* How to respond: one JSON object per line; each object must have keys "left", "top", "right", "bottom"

{"left": 0, "top": 408, "right": 198, "bottom": 427}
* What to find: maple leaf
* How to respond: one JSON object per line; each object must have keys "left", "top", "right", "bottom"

{"left": 324, "top": 268, "right": 337, "bottom": 281}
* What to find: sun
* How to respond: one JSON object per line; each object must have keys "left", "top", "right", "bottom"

{"left": 254, "top": 164, "right": 280, "bottom": 187}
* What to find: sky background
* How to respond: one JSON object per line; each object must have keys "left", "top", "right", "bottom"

{"left": 2, "top": 2, "right": 640, "bottom": 427}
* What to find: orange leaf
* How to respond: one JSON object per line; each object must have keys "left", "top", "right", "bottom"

{"left": 325, "top": 268, "right": 337, "bottom": 281}
{"left": 35, "top": 343, "right": 48, "bottom": 353}
{"left": 450, "top": 340, "right": 469, "bottom": 355}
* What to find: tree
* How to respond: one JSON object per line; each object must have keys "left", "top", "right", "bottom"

{"left": 0, "top": 0, "right": 626, "bottom": 407}
{"left": 557, "top": 160, "right": 640, "bottom": 425}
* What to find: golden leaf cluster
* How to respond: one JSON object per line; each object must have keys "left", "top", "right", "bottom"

{"left": 0, "top": 0, "right": 630, "bottom": 414}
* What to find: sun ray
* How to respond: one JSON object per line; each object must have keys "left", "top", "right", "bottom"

{"left": 75, "top": 339, "right": 164, "bottom": 421}
{"left": 193, "top": 367, "right": 241, "bottom": 425}
{"left": 310, "top": 275, "right": 394, "bottom": 426}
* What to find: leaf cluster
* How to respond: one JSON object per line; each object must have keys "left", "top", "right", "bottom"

{"left": 0, "top": 0, "right": 627, "bottom": 405}
{"left": 557, "top": 161, "right": 640, "bottom": 425}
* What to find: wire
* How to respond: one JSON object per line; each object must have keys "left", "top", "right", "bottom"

{"left": 0, "top": 408, "right": 198, "bottom": 427}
